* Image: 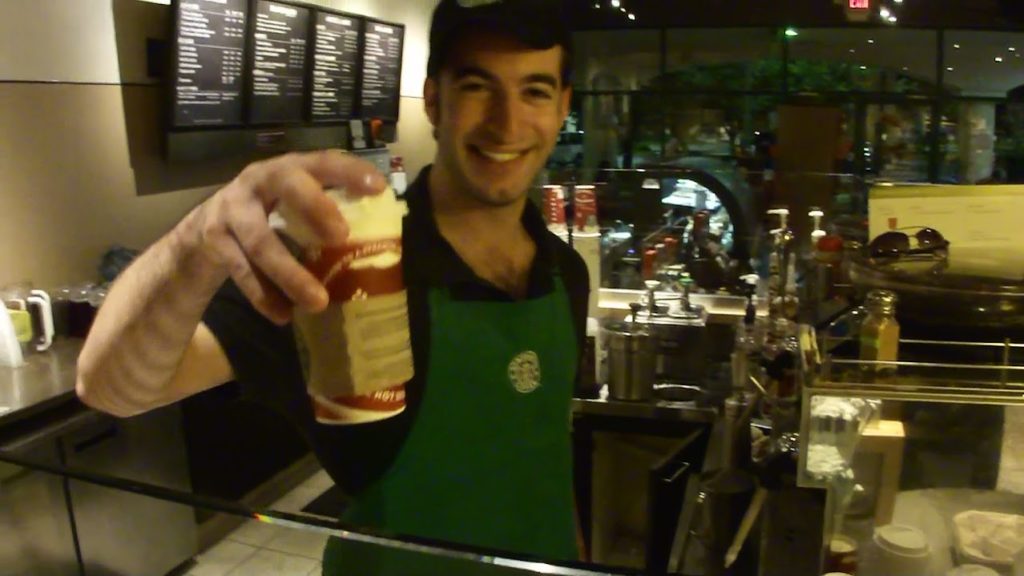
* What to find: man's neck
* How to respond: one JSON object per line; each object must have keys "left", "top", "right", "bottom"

{"left": 427, "top": 165, "right": 537, "bottom": 298}
{"left": 428, "top": 165, "right": 528, "bottom": 242}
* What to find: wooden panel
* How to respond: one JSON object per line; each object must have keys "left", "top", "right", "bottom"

{"left": 774, "top": 105, "right": 843, "bottom": 239}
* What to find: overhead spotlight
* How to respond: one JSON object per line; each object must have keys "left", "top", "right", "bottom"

{"left": 880, "top": 7, "right": 891, "bottom": 18}
{"left": 868, "top": 39, "right": 875, "bottom": 44}
{"left": 947, "top": 66, "right": 954, "bottom": 72}
{"left": 887, "top": 15, "right": 898, "bottom": 23}
{"left": 902, "top": 66, "right": 909, "bottom": 71}
{"left": 859, "top": 65, "right": 868, "bottom": 70}
{"left": 849, "top": 48, "right": 856, "bottom": 53}
{"left": 627, "top": 12, "right": 636, "bottom": 20}
{"left": 996, "top": 56, "right": 1005, "bottom": 62}
{"left": 954, "top": 43, "right": 961, "bottom": 49}
{"left": 610, "top": 0, "right": 620, "bottom": 7}
{"left": 784, "top": 27, "right": 799, "bottom": 38}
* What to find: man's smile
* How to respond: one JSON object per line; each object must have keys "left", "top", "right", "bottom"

{"left": 469, "top": 145, "right": 530, "bottom": 164}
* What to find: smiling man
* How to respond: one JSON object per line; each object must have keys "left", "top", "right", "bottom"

{"left": 318, "top": 0, "right": 591, "bottom": 571}
{"left": 76, "top": 0, "right": 587, "bottom": 574}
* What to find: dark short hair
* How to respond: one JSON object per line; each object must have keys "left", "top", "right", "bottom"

{"left": 427, "top": 0, "right": 574, "bottom": 86}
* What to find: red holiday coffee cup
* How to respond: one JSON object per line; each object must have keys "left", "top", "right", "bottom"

{"left": 283, "top": 188, "right": 414, "bottom": 425}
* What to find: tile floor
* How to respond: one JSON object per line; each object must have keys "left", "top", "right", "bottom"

{"left": 186, "top": 469, "right": 335, "bottom": 576}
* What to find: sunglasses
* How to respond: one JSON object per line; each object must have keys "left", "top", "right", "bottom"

{"left": 868, "top": 227, "right": 949, "bottom": 260}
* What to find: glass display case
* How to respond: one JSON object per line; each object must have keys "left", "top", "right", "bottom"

{"left": 800, "top": 334, "right": 1024, "bottom": 576}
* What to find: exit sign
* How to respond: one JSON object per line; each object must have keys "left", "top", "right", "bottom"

{"left": 845, "top": 0, "right": 871, "bottom": 21}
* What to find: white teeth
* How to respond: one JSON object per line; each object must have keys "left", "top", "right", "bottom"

{"left": 479, "top": 150, "right": 521, "bottom": 163}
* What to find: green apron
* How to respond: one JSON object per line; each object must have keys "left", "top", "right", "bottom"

{"left": 322, "top": 276, "right": 580, "bottom": 575}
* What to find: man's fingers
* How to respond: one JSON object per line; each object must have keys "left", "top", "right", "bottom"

{"left": 229, "top": 204, "right": 328, "bottom": 313}
{"left": 214, "top": 237, "right": 292, "bottom": 325}
{"left": 290, "top": 149, "right": 388, "bottom": 197}
{"left": 257, "top": 163, "right": 349, "bottom": 246}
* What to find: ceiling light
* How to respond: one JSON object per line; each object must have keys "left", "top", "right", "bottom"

{"left": 954, "top": 43, "right": 961, "bottom": 49}
{"left": 859, "top": 65, "right": 867, "bottom": 70}
{"left": 947, "top": 66, "right": 954, "bottom": 72}
{"left": 868, "top": 39, "right": 875, "bottom": 44}
{"left": 887, "top": 15, "right": 898, "bottom": 23}
{"left": 784, "top": 27, "right": 799, "bottom": 38}
{"left": 628, "top": 12, "right": 635, "bottom": 20}
{"left": 902, "top": 66, "right": 909, "bottom": 71}
{"left": 996, "top": 57, "right": 1005, "bottom": 62}
{"left": 610, "top": 0, "right": 620, "bottom": 7}
{"left": 880, "top": 7, "right": 891, "bottom": 18}
{"left": 593, "top": 2, "right": 599, "bottom": 7}
{"left": 894, "top": 0, "right": 903, "bottom": 3}
{"left": 619, "top": 6, "right": 626, "bottom": 12}
{"left": 849, "top": 48, "right": 856, "bottom": 53}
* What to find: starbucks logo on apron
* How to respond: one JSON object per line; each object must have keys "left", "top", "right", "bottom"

{"left": 508, "top": 351, "right": 541, "bottom": 394}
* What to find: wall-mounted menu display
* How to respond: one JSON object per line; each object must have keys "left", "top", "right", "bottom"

{"left": 360, "top": 20, "right": 404, "bottom": 121}
{"left": 248, "top": 0, "right": 310, "bottom": 124}
{"left": 310, "top": 12, "right": 361, "bottom": 122}
{"left": 172, "top": 0, "right": 248, "bottom": 127}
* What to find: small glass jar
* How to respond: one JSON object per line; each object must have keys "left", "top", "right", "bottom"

{"left": 859, "top": 289, "right": 900, "bottom": 377}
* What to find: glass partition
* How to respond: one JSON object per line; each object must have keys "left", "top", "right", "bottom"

{"left": 786, "top": 28, "right": 938, "bottom": 94}
{"left": 864, "top": 101, "right": 934, "bottom": 182}
{"left": 663, "top": 28, "right": 784, "bottom": 92}
{"left": 537, "top": 167, "right": 870, "bottom": 291}
{"left": 943, "top": 31, "right": 1024, "bottom": 98}
{"left": 0, "top": 424, "right": 642, "bottom": 576}
{"left": 573, "top": 30, "right": 662, "bottom": 92}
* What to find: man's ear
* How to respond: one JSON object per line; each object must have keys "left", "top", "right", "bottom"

{"left": 424, "top": 76, "right": 440, "bottom": 129}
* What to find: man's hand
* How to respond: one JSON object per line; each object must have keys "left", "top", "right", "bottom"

{"left": 190, "top": 149, "right": 387, "bottom": 325}
{"left": 76, "top": 149, "right": 388, "bottom": 417}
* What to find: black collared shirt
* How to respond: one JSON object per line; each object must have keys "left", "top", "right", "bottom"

{"left": 203, "top": 166, "right": 590, "bottom": 495}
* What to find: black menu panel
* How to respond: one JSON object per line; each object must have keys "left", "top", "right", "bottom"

{"left": 248, "top": 0, "right": 310, "bottom": 124}
{"left": 360, "top": 20, "right": 404, "bottom": 120}
{"left": 310, "top": 12, "right": 361, "bottom": 122}
{"left": 173, "top": 0, "right": 248, "bottom": 128}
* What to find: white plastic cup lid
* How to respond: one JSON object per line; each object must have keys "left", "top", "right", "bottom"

{"left": 829, "top": 534, "right": 857, "bottom": 554}
{"left": 874, "top": 524, "right": 930, "bottom": 556}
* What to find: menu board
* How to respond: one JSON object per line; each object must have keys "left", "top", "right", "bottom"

{"left": 248, "top": 0, "right": 310, "bottom": 124}
{"left": 172, "top": 0, "right": 248, "bottom": 127}
{"left": 360, "top": 20, "right": 404, "bottom": 120}
{"left": 310, "top": 12, "right": 361, "bottom": 121}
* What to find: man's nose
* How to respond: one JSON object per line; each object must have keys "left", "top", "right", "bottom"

{"left": 484, "top": 91, "right": 522, "bottom": 140}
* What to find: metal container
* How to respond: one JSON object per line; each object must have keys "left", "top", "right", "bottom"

{"left": 605, "top": 321, "right": 657, "bottom": 401}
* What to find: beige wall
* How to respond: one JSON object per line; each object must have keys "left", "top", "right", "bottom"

{"left": 0, "top": 0, "right": 437, "bottom": 288}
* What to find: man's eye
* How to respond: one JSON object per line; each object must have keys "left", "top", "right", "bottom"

{"left": 526, "top": 87, "right": 554, "bottom": 100}
{"left": 460, "top": 82, "right": 487, "bottom": 93}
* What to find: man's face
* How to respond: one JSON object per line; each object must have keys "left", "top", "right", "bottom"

{"left": 425, "top": 32, "right": 571, "bottom": 207}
